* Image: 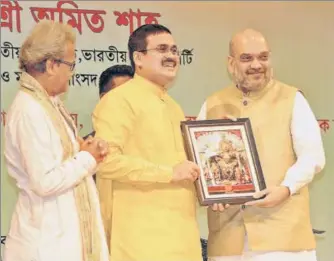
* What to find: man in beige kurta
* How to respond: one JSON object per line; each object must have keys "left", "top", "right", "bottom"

{"left": 198, "top": 29, "right": 325, "bottom": 261}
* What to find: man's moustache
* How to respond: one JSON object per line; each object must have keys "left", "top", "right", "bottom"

{"left": 162, "top": 59, "right": 177, "bottom": 67}
{"left": 247, "top": 69, "right": 265, "bottom": 74}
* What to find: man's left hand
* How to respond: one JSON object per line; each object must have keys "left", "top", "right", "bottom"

{"left": 244, "top": 186, "right": 290, "bottom": 208}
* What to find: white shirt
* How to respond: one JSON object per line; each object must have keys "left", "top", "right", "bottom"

{"left": 197, "top": 91, "right": 325, "bottom": 194}
{"left": 3, "top": 91, "right": 109, "bottom": 261}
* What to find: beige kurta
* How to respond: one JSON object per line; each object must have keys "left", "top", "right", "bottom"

{"left": 203, "top": 80, "right": 322, "bottom": 257}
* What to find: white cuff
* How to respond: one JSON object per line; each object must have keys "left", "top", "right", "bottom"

{"left": 75, "top": 151, "right": 97, "bottom": 175}
{"left": 280, "top": 180, "right": 298, "bottom": 196}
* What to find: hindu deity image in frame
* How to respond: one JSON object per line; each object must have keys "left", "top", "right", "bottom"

{"left": 181, "top": 118, "right": 266, "bottom": 205}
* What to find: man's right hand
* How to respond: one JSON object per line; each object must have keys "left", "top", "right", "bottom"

{"left": 80, "top": 136, "right": 109, "bottom": 163}
{"left": 222, "top": 114, "right": 237, "bottom": 121}
{"left": 171, "top": 160, "right": 200, "bottom": 183}
{"left": 211, "top": 203, "right": 230, "bottom": 212}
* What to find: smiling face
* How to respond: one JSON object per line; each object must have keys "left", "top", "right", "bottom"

{"left": 228, "top": 29, "right": 272, "bottom": 92}
{"left": 134, "top": 32, "right": 180, "bottom": 87}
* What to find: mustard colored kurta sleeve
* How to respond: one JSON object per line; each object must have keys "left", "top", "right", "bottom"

{"left": 93, "top": 90, "right": 173, "bottom": 184}
{"left": 92, "top": 75, "right": 202, "bottom": 261}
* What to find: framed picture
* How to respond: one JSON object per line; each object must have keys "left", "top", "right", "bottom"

{"left": 181, "top": 118, "right": 266, "bottom": 206}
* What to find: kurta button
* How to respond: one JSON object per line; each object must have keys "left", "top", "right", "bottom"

{"left": 243, "top": 100, "right": 248, "bottom": 106}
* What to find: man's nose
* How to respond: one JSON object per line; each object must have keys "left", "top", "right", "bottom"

{"left": 250, "top": 58, "right": 262, "bottom": 69}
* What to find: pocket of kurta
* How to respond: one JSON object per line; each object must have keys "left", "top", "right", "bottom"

{"left": 21, "top": 190, "right": 44, "bottom": 229}
{"left": 41, "top": 198, "right": 63, "bottom": 237}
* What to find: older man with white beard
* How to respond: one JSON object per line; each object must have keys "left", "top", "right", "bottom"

{"left": 197, "top": 28, "right": 325, "bottom": 261}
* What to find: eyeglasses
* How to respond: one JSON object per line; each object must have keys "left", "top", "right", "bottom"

{"left": 54, "top": 59, "right": 76, "bottom": 71}
{"left": 139, "top": 44, "right": 180, "bottom": 56}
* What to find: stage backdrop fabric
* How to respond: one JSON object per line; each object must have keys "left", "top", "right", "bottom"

{"left": 1, "top": 1, "right": 333, "bottom": 260}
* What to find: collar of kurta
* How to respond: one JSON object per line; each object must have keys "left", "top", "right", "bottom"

{"left": 235, "top": 78, "right": 276, "bottom": 100}
{"left": 133, "top": 74, "right": 168, "bottom": 101}
{"left": 19, "top": 72, "right": 61, "bottom": 106}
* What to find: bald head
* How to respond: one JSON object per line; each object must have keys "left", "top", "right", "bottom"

{"left": 227, "top": 28, "right": 272, "bottom": 92}
{"left": 229, "top": 29, "right": 269, "bottom": 57}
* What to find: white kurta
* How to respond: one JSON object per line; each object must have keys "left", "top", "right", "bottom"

{"left": 198, "top": 92, "right": 325, "bottom": 261}
{"left": 3, "top": 91, "right": 109, "bottom": 261}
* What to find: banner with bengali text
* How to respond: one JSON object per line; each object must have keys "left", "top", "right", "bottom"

{"left": 1, "top": 1, "right": 333, "bottom": 260}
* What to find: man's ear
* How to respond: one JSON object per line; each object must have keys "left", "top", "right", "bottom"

{"left": 45, "top": 59, "right": 57, "bottom": 76}
{"left": 133, "top": 51, "right": 143, "bottom": 68}
{"left": 227, "top": 55, "right": 234, "bottom": 75}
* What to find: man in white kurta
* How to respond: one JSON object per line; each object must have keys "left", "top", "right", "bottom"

{"left": 3, "top": 21, "right": 109, "bottom": 261}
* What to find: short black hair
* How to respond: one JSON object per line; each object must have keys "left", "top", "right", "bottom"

{"left": 98, "top": 64, "right": 134, "bottom": 95}
{"left": 128, "top": 24, "right": 171, "bottom": 69}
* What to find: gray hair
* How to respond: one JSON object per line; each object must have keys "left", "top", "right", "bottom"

{"left": 19, "top": 20, "right": 76, "bottom": 73}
